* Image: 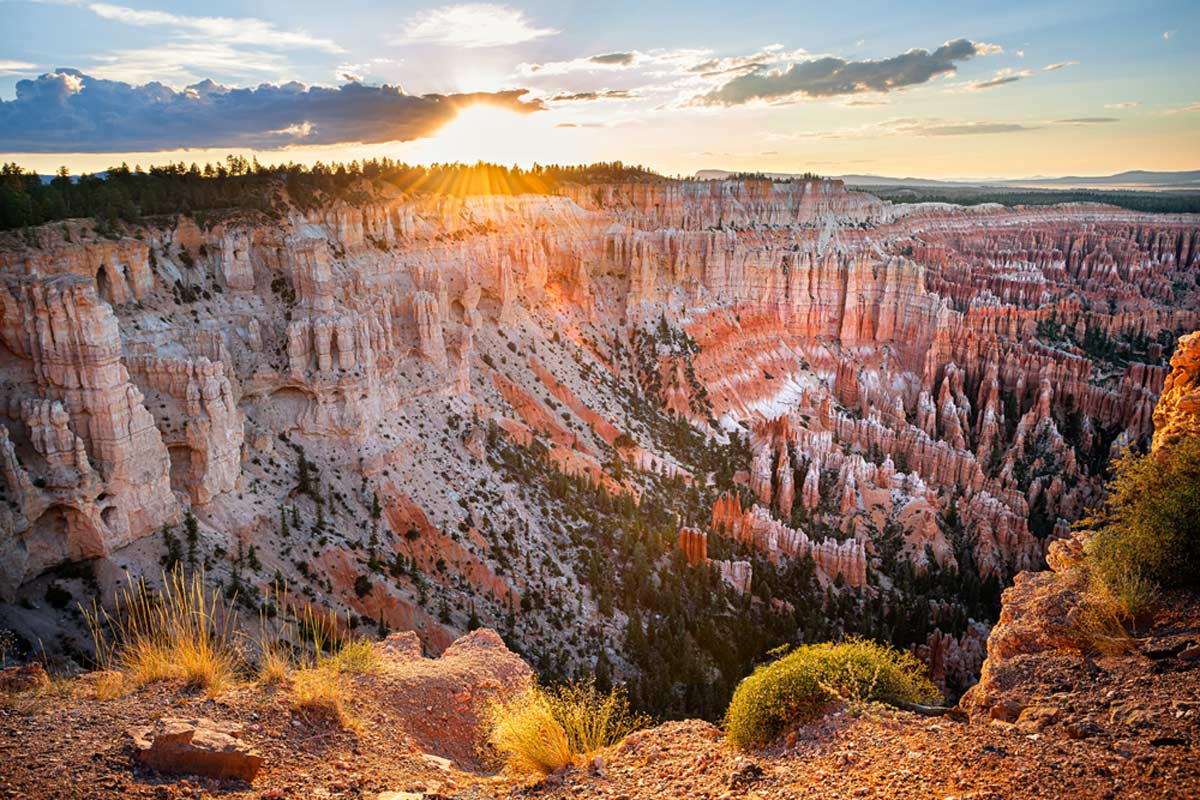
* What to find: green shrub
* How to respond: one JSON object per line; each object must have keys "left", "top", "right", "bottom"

{"left": 724, "top": 638, "right": 940, "bottom": 748}
{"left": 1081, "top": 437, "right": 1200, "bottom": 616}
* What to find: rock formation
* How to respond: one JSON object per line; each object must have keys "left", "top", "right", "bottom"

{"left": 1152, "top": 331, "right": 1200, "bottom": 453}
{"left": 0, "top": 178, "right": 1194, "bottom": 698}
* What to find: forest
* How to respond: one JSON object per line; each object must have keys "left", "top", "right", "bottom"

{"left": 0, "top": 159, "right": 667, "bottom": 231}
{"left": 855, "top": 183, "right": 1200, "bottom": 213}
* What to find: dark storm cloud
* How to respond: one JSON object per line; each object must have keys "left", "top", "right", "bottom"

{"left": 699, "top": 39, "right": 993, "bottom": 105}
{"left": 588, "top": 52, "right": 636, "bottom": 66}
{"left": 0, "top": 69, "right": 543, "bottom": 152}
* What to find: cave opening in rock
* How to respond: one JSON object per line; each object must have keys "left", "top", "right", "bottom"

{"left": 95, "top": 266, "right": 111, "bottom": 303}
{"left": 167, "top": 444, "right": 199, "bottom": 498}
{"left": 29, "top": 504, "right": 104, "bottom": 568}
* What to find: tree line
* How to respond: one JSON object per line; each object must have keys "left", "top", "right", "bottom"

{"left": 0, "top": 158, "right": 667, "bottom": 231}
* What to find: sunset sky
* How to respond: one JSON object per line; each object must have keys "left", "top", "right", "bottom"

{"left": 0, "top": 0, "right": 1197, "bottom": 178}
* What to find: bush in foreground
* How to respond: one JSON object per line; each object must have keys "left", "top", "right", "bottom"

{"left": 724, "top": 638, "right": 941, "bottom": 749}
{"left": 1081, "top": 437, "right": 1200, "bottom": 618}
{"left": 486, "top": 680, "right": 650, "bottom": 777}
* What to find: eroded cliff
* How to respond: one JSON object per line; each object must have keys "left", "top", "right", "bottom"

{"left": 0, "top": 178, "right": 1195, "bottom": 705}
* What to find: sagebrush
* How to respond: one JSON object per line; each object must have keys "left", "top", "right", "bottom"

{"left": 723, "top": 638, "right": 940, "bottom": 748}
{"left": 1080, "top": 437, "right": 1200, "bottom": 617}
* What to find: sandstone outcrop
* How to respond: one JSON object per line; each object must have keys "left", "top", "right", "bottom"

{"left": 129, "top": 717, "right": 262, "bottom": 782}
{"left": 0, "top": 276, "right": 177, "bottom": 597}
{"left": 1152, "top": 331, "right": 1200, "bottom": 453}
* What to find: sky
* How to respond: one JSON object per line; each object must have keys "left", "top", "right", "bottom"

{"left": 0, "top": 0, "right": 1197, "bottom": 179}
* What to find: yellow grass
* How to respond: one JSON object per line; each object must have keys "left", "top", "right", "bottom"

{"left": 291, "top": 666, "right": 349, "bottom": 727}
{"left": 254, "top": 586, "right": 373, "bottom": 726}
{"left": 93, "top": 670, "right": 125, "bottom": 701}
{"left": 326, "top": 639, "right": 377, "bottom": 674}
{"left": 1072, "top": 591, "right": 1137, "bottom": 656}
{"left": 486, "top": 685, "right": 573, "bottom": 776}
{"left": 83, "top": 569, "right": 239, "bottom": 696}
{"left": 486, "top": 680, "right": 650, "bottom": 777}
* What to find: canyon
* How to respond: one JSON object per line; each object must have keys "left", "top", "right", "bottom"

{"left": 0, "top": 176, "right": 1196, "bottom": 708}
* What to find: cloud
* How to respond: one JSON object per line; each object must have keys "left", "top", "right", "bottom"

{"left": 549, "top": 89, "right": 636, "bottom": 102}
{"left": 900, "top": 120, "right": 1034, "bottom": 136}
{"left": 970, "top": 75, "right": 1020, "bottom": 90}
{"left": 395, "top": 4, "right": 557, "bottom": 48}
{"left": 1104, "top": 101, "right": 1140, "bottom": 109}
{"left": 0, "top": 69, "right": 543, "bottom": 152}
{"left": 963, "top": 68, "right": 1032, "bottom": 91}
{"left": 85, "top": 42, "right": 292, "bottom": 84}
{"left": 1163, "top": 30, "right": 1174, "bottom": 41}
{"left": 767, "top": 117, "right": 1037, "bottom": 141}
{"left": 1053, "top": 117, "right": 1118, "bottom": 125}
{"left": 1166, "top": 101, "right": 1200, "bottom": 114}
{"left": 86, "top": 2, "right": 343, "bottom": 52}
{"left": 698, "top": 39, "right": 998, "bottom": 105}
{"left": 1041, "top": 60, "right": 1077, "bottom": 71}
{"left": 589, "top": 52, "right": 635, "bottom": 66}
{"left": 0, "top": 60, "right": 38, "bottom": 75}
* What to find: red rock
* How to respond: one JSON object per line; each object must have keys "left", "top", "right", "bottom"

{"left": 129, "top": 717, "right": 262, "bottom": 782}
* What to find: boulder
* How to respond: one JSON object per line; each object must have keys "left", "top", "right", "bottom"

{"left": 128, "top": 717, "right": 262, "bottom": 782}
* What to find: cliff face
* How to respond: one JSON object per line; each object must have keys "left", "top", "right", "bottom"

{"left": 1152, "top": 331, "right": 1200, "bottom": 453}
{"left": 0, "top": 275, "right": 178, "bottom": 595}
{"left": 0, "top": 180, "right": 1195, "bottom": 686}
{"left": 963, "top": 328, "right": 1200, "bottom": 718}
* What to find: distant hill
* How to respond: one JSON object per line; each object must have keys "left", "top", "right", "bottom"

{"left": 694, "top": 169, "right": 1200, "bottom": 191}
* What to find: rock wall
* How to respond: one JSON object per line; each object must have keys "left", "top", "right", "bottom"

{"left": 0, "top": 276, "right": 178, "bottom": 596}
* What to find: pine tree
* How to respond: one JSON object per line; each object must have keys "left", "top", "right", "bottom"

{"left": 184, "top": 510, "right": 198, "bottom": 567}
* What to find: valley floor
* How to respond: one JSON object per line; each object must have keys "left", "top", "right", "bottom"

{"left": 2, "top": 597, "right": 1198, "bottom": 800}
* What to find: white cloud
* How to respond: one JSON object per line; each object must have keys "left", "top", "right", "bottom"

{"left": 959, "top": 68, "right": 1033, "bottom": 92}
{"left": 1041, "top": 60, "right": 1077, "bottom": 71}
{"left": 1166, "top": 101, "right": 1200, "bottom": 114}
{"left": 87, "top": 3, "right": 343, "bottom": 52}
{"left": 88, "top": 42, "right": 291, "bottom": 84}
{"left": 395, "top": 4, "right": 557, "bottom": 48}
{"left": 270, "top": 122, "right": 315, "bottom": 138}
{"left": 1104, "top": 101, "right": 1140, "bottom": 109}
{"left": 765, "top": 117, "right": 1038, "bottom": 142}
{"left": 0, "top": 60, "right": 38, "bottom": 75}
{"left": 1163, "top": 30, "right": 1174, "bottom": 40}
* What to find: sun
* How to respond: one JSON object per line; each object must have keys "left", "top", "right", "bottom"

{"left": 404, "top": 103, "right": 562, "bottom": 166}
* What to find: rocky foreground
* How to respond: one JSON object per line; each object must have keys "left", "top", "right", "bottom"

{"left": 1, "top": 592, "right": 1197, "bottom": 800}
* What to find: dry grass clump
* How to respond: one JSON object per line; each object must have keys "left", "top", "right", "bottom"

{"left": 93, "top": 670, "right": 126, "bottom": 701}
{"left": 291, "top": 666, "right": 349, "bottom": 726}
{"left": 254, "top": 591, "right": 375, "bottom": 727}
{"left": 1071, "top": 591, "right": 1137, "bottom": 656}
{"left": 83, "top": 569, "right": 377, "bottom": 717}
{"left": 724, "top": 637, "right": 941, "bottom": 749}
{"left": 486, "top": 680, "right": 650, "bottom": 777}
{"left": 326, "top": 639, "right": 377, "bottom": 675}
{"left": 83, "top": 569, "right": 238, "bottom": 697}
